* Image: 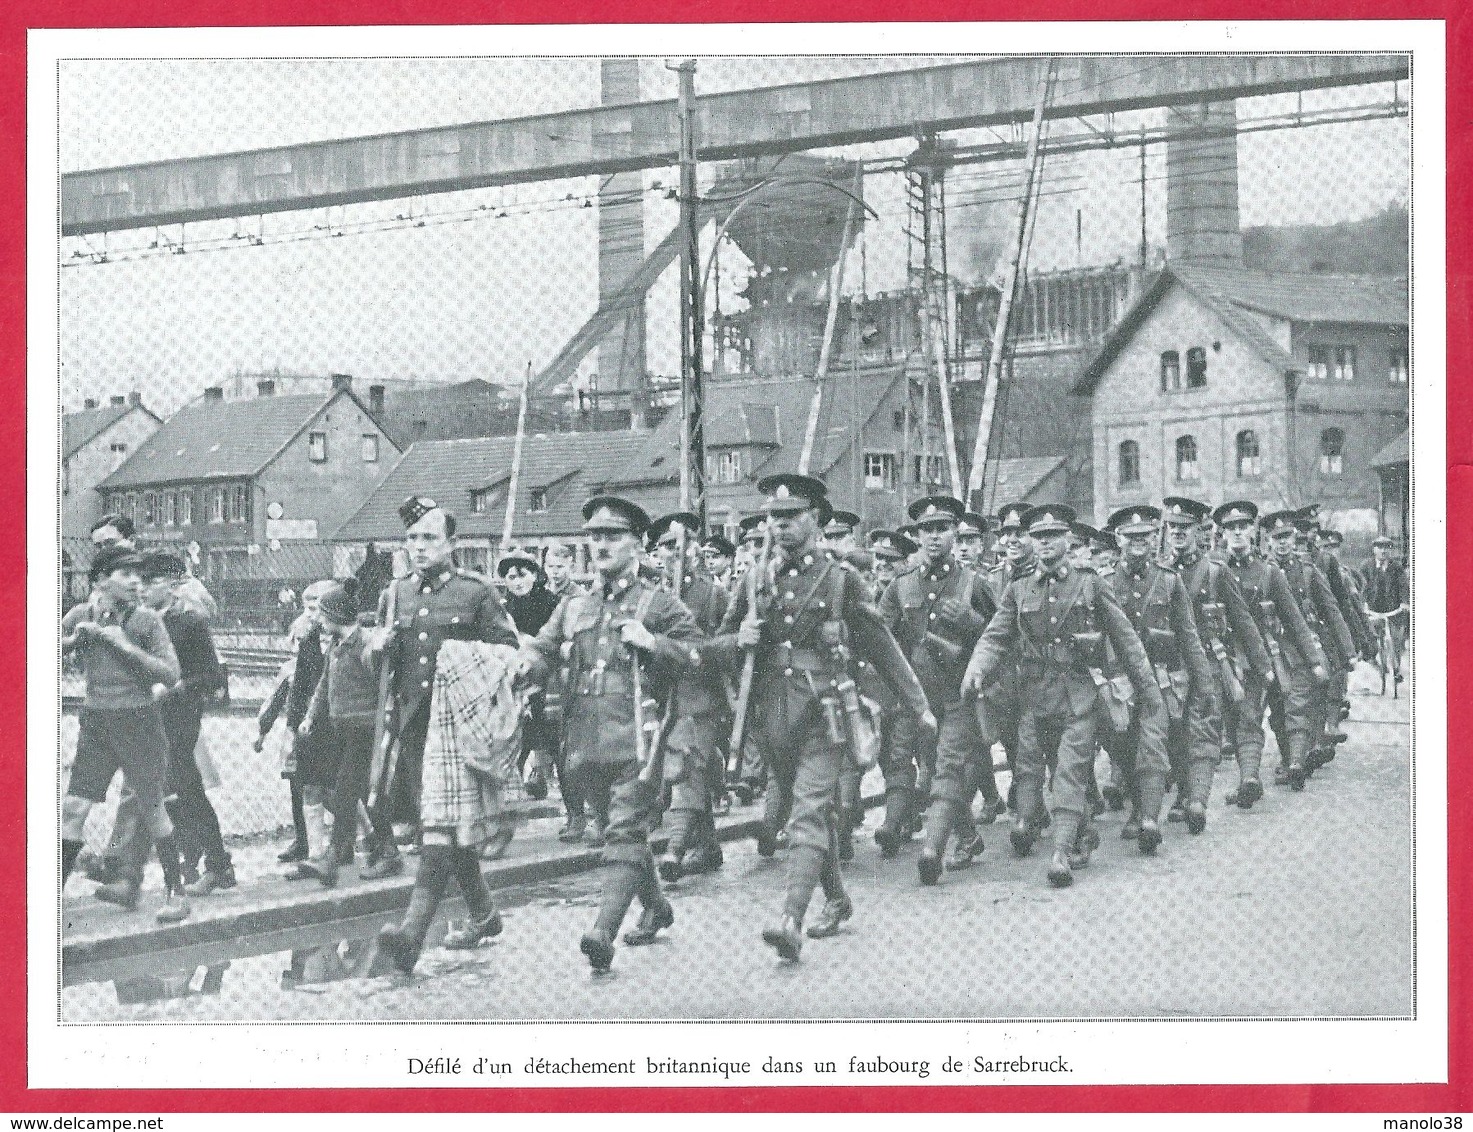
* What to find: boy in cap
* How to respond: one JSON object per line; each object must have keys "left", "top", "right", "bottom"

{"left": 61, "top": 546, "right": 190, "bottom": 923}
{"left": 1359, "top": 534, "right": 1408, "bottom": 685}
{"left": 515, "top": 496, "right": 702, "bottom": 972}
{"left": 878, "top": 495, "right": 1000, "bottom": 882}
{"left": 498, "top": 549, "right": 560, "bottom": 813}
{"left": 963, "top": 505, "right": 1164, "bottom": 888}
{"left": 709, "top": 475, "right": 932, "bottom": 957}
{"left": 700, "top": 534, "right": 736, "bottom": 589}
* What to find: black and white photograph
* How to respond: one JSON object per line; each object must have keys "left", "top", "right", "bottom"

{"left": 34, "top": 27, "right": 1438, "bottom": 1080}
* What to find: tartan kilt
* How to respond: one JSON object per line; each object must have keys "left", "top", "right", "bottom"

{"left": 420, "top": 640, "right": 524, "bottom": 847}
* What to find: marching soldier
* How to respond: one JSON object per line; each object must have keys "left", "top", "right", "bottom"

{"left": 1097, "top": 506, "right": 1191, "bottom": 850}
{"left": 1260, "top": 511, "right": 1341, "bottom": 788}
{"left": 1215, "top": 502, "right": 1324, "bottom": 806}
{"left": 1089, "top": 527, "right": 1120, "bottom": 576}
{"left": 962, "top": 505, "right": 1165, "bottom": 889}
{"left": 364, "top": 497, "right": 520, "bottom": 880}
{"left": 648, "top": 511, "right": 730, "bottom": 881}
{"left": 708, "top": 475, "right": 933, "bottom": 958}
{"left": 877, "top": 495, "right": 999, "bottom": 883}
{"left": 516, "top": 496, "right": 703, "bottom": 972}
{"left": 822, "top": 509, "right": 862, "bottom": 558}
{"left": 1286, "top": 518, "right": 1358, "bottom": 774}
{"left": 980, "top": 502, "right": 1038, "bottom": 814}
{"left": 1161, "top": 497, "right": 1267, "bottom": 834}
{"left": 700, "top": 534, "right": 737, "bottom": 590}
{"left": 954, "top": 511, "right": 990, "bottom": 570}
{"left": 1309, "top": 520, "right": 1378, "bottom": 733}
{"left": 868, "top": 529, "right": 917, "bottom": 597}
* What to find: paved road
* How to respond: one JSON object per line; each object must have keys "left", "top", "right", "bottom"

{"left": 61, "top": 691, "right": 1411, "bottom": 1023}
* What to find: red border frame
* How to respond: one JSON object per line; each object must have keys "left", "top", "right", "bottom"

{"left": 4, "top": 3, "right": 1468, "bottom": 1113}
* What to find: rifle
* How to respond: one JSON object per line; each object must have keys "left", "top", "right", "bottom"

{"left": 640, "top": 527, "right": 685, "bottom": 786}
{"left": 727, "top": 521, "right": 773, "bottom": 769}
{"left": 368, "top": 576, "right": 399, "bottom": 809}
{"left": 1199, "top": 600, "right": 1245, "bottom": 703}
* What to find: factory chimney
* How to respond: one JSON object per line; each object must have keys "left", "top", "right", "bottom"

{"left": 1166, "top": 101, "right": 1243, "bottom": 267}
{"left": 597, "top": 59, "right": 648, "bottom": 419}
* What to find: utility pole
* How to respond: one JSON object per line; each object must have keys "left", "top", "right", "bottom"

{"left": 1139, "top": 128, "right": 1148, "bottom": 268}
{"left": 674, "top": 59, "right": 707, "bottom": 528}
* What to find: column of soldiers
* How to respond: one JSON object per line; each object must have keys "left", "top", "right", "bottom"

{"left": 62, "top": 475, "right": 1399, "bottom": 972}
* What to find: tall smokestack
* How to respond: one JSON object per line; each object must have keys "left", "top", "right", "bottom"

{"left": 597, "top": 59, "right": 647, "bottom": 408}
{"left": 1166, "top": 101, "right": 1242, "bottom": 267}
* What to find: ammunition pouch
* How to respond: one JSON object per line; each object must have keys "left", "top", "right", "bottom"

{"left": 1200, "top": 601, "right": 1229, "bottom": 640}
{"left": 1144, "top": 627, "right": 1180, "bottom": 669}
{"left": 1071, "top": 630, "right": 1106, "bottom": 671}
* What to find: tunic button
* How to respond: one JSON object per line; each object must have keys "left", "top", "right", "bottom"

{"left": 785, "top": 592, "right": 795, "bottom": 600}
{"left": 421, "top": 680, "right": 429, "bottom": 688}
{"left": 422, "top": 586, "right": 432, "bottom": 594}
{"left": 928, "top": 612, "right": 937, "bottom": 620}
{"left": 451, "top": 616, "right": 460, "bottom": 624}
{"left": 1050, "top": 617, "right": 1057, "bottom": 623}
{"left": 928, "top": 592, "right": 936, "bottom": 600}
{"left": 418, "top": 632, "right": 428, "bottom": 641}
{"left": 784, "top": 667, "right": 793, "bottom": 676}
{"left": 784, "top": 615, "right": 794, "bottom": 624}
{"left": 419, "top": 657, "right": 428, "bottom": 665}
{"left": 419, "top": 608, "right": 429, "bottom": 617}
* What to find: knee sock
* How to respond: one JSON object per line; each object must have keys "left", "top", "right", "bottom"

{"left": 62, "top": 839, "right": 82, "bottom": 882}
{"left": 450, "top": 846, "right": 497, "bottom": 923}
{"left": 818, "top": 826, "right": 845, "bottom": 903}
{"left": 290, "top": 780, "right": 307, "bottom": 847}
{"left": 782, "top": 845, "right": 825, "bottom": 923}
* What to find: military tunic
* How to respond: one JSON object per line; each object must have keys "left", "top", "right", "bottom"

{"left": 1224, "top": 551, "right": 1326, "bottom": 782}
{"left": 966, "top": 561, "right": 1163, "bottom": 824}
{"left": 1274, "top": 553, "right": 1355, "bottom": 766}
{"left": 522, "top": 566, "right": 702, "bottom": 867}
{"left": 372, "top": 565, "right": 519, "bottom": 823}
{"left": 709, "top": 546, "right": 928, "bottom": 858}
{"left": 878, "top": 553, "right": 997, "bottom": 807}
{"left": 977, "top": 550, "right": 1039, "bottom": 775}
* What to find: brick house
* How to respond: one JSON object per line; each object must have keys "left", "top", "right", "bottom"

{"left": 62, "top": 392, "right": 160, "bottom": 542}
{"left": 1073, "top": 265, "right": 1408, "bottom": 549}
{"left": 97, "top": 377, "right": 399, "bottom": 581}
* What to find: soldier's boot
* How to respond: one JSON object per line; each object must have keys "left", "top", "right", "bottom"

{"left": 443, "top": 846, "right": 503, "bottom": 950}
{"left": 557, "top": 814, "right": 588, "bottom": 844}
{"left": 1121, "top": 804, "right": 1142, "bottom": 840}
{"left": 874, "top": 785, "right": 914, "bottom": 859}
{"left": 1235, "top": 774, "right": 1264, "bottom": 810}
{"left": 764, "top": 846, "right": 822, "bottom": 961}
{"left": 581, "top": 863, "right": 641, "bottom": 972}
{"left": 806, "top": 894, "right": 853, "bottom": 939}
{"left": 360, "top": 836, "right": 403, "bottom": 881}
{"left": 910, "top": 767, "right": 933, "bottom": 835}
{"left": 1009, "top": 813, "right": 1041, "bottom": 858}
{"left": 1047, "top": 813, "right": 1080, "bottom": 889}
{"left": 1185, "top": 802, "right": 1208, "bottom": 835}
{"left": 1068, "top": 821, "right": 1101, "bottom": 870}
{"left": 1286, "top": 734, "right": 1309, "bottom": 792}
{"left": 659, "top": 811, "right": 692, "bottom": 883}
{"left": 377, "top": 844, "right": 452, "bottom": 975}
{"left": 946, "top": 808, "right": 983, "bottom": 872}
{"left": 917, "top": 799, "right": 953, "bottom": 886}
{"left": 623, "top": 859, "right": 675, "bottom": 947}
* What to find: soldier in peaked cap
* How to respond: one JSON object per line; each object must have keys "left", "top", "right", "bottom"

{"left": 364, "top": 497, "right": 519, "bottom": 880}
{"left": 976, "top": 501, "right": 1038, "bottom": 816}
{"left": 1307, "top": 522, "right": 1377, "bottom": 732}
{"left": 878, "top": 495, "right": 1001, "bottom": 882}
{"left": 1094, "top": 505, "right": 1189, "bottom": 851}
{"left": 955, "top": 511, "right": 991, "bottom": 570}
{"left": 647, "top": 511, "right": 730, "bottom": 881}
{"left": 708, "top": 473, "right": 932, "bottom": 958}
{"left": 514, "top": 495, "right": 703, "bottom": 972}
{"left": 701, "top": 534, "right": 736, "bottom": 588}
{"left": 1070, "top": 523, "right": 1103, "bottom": 571}
{"left": 963, "top": 504, "right": 1165, "bottom": 889}
{"left": 1259, "top": 510, "right": 1343, "bottom": 790}
{"left": 822, "top": 509, "right": 862, "bottom": 557}
{"left": 1089, "top": 527, "right": 1120, "bottom": 576}
{"left": 1216, "top": 502, "right": 1322, "bottom": 807}
{"left": 869, "top": 529, "right": 918, "bottom": 593}
{"left": 1160, "top": 498, "right": 1271, "bottom": 835}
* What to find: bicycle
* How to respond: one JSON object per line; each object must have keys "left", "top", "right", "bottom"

{"left": 1368, "top": 610, "right": 1403, "bottom": 699}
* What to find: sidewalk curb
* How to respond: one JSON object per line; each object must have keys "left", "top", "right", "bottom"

{"left": 62, "top": 794, "right": 885, "bottom": 974}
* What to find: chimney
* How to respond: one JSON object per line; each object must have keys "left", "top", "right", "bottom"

{"left": 1165, "top": 101, "right": 1243, "bottom": 267}
{"left": 83, "top": 398, "right": 98, "bottom": 410}
{"left": 368, "top": 384, "right": 385, "bottom": 415}
{"left": 598, "top": 59, "right": 647, "bottom": 415}
{"left": 204, "top": 386, "right": 224, "bottom": 402}
{"left": 330, "top": 373, "right": 353, "bottom": 393}
{"left": 110, "top": 395, "right": 126, "bottom": 407}
{"left": 128, "top": 391, "right": 142, "bottom": 407}
{"left": 257, "top": 379, "right": 276, "bottom": 397}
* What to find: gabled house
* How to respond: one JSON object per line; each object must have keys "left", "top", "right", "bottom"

{"left": 1073, "top": 264, "right": 1408, "bottom": 547}
{"left": 97, "top": 377, "right": 399, "bottom": 580}
{"left": 62, "top": 392, "right": 160, "bottom": 542}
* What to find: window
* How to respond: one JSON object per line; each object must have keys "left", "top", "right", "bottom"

{"left": 912, "top": 454, "right": 943, "bottom": 484}
{"left": 529, "top": 488, "right": 549, "bottom": 513}
{"left": 1236, "top": 430, "right": 1262, "bottom": 478}
{"left": 1307, "top": 345, "right": 1332, "bottom": 380}
{"left": 229, "top": 483, "right": 250, "bottom": 524}
{"left": 143, "top": 491, "right": 158, "bottom": 526}
{"left": 1333, "top": 346, "right": 1357, "bottom": 381}
{"left": 453, "top": 546, "right": 489, "bottom": 574}
{"left": 1308, "top": 344, "right": 1356, "bottom": 381}
{"left": 162, "top": 491, "right": 176, "bottom": 527}
{"left": 1389, "top": 345, "right": 1409, "bottom": 384}
{"left": 124, "top": 493, "right": 138, "bottom": 527}
{"left": 470, "top": 489, "right": 488, "bottom": 514}
{"left": 210, "top": 486, "right": 226, "bottom": 524}
{"left": 308, "top": 431, "right": 327, "bottom": 462}
{"left": 707, "top": 450, "right": 743, "bottom": 485}
{"left": 864, "top": 452, "right": 898, "bottom": 491}
{"left": 893, "top": 409, "right": 905, "bottom": 430}
{"left": 1319, "top": 428, "right": 1345, "bottom": 475}
{"left": 1118, "top": 440, "right": 1141, "bottom": 485}
{"left": 109, "top": 442, "right": 127, "bottom": 454}
{"left": 1175, "top": 435, "right": 1200, "bottom": 483}
{"left": 1186, "top": 346, "right": 1208, "bottom": 388}
{"left": 178, "top": 490, "right": 192, "bottom": 526}
{"left": 361, "top": 434, "right": 379, "bottom": 463}
{"left": 1160, "top": 351, "right": 1182, "bottom": 392}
